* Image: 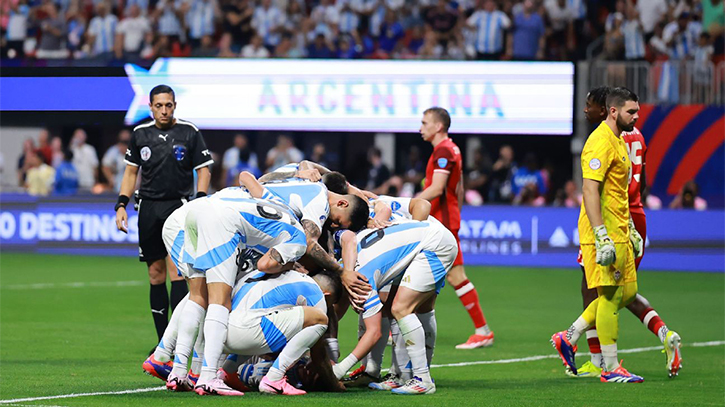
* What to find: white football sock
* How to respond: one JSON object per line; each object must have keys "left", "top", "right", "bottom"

{"left": 365, "top": 317, "right": 390, "bottom": 377}
{"left": 567, "top": 316, "right": 590, "bottom": 346}
{"left": 475, "top": 324, "right": 491, "bottom": 336}
{"left": 390, "top": 319, "right": 411, "bottom": 380}
{"left": 417, "top": 310, "right": 436, "bottom": 366}
{"left": 586, "top": 329, "right": 603, "bottom": 368}
{"left": 154, "top": 294, "right": 188, "bottom": 362}
{"left": 332, "top": 353, "right": 359, "bottom": 380}
{"left": 267, "top": 323, "right": 327, "bottom": 382}
{"left": 325, "top": 338, "right": 340, "bottom": 363}
{"left": 171, "top": 299, "right": 205, "bottom": 378}
{"left": 357, "top": 313, "right": 368, "bottom": 367}
{"left": 397, "top": 314, "right": 431, "bottom": 383}
{"left": 199, "top": 304, "right": 230, "bottom": 384}
{"left": 190, "top": 317, "right": 205, "bottom": 376}
{"left": 601, "top": 343, "right": 619, "bottom": 372}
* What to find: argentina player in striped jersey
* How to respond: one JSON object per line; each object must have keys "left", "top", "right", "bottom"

{"left": 332, "top": 218, "right": 458, "bottom": 395}
{"left": 220, "top": 269, "right": 329, "bottom": 396}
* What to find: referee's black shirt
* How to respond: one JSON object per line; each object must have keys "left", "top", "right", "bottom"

{"left": 124, "top": 119, "right": 214, "bottom": 200}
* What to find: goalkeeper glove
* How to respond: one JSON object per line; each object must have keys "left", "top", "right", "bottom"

{"left": 629, "top": 217, "right": 643, "bottom": 258}
{"left": 593, "top": 225, "right": 616, "bottom": 266}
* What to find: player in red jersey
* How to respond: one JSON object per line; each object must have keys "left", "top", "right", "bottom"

{"left": 571, "top": 87, "right": 682, "bottom": 378}
{"left": 418, "top": 107, "right": 494, "bottom": 349}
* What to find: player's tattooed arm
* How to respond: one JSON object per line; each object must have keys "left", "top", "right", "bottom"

{"left": 302, "top": 220, "right": 343, "bottom": 273}
{"left": 257, "top": 248, "right": 294, "bottom": 274}
{"left": 258, "top": 170, "right": 296, "bottom": 183}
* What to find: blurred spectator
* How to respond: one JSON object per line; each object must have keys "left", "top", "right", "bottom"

{"left": 36, "top": 129, "right": 53, "bottom": 165}
{"left": 378, "top": 10, "right": 405, "bottom": 56}
{"left": 86, "top": 1, "right": 118, "bottom": 61}
{"left": 308, "top": 142, "right": 330, "bottom": 169}
{"left": 489, "top": 144, "right": 516, "bottom": 202}
{"left": 252, "top": 0, "right": 285, "bottom": 49}
{"left": 70, "top": 128, "right": 99, "bottom": 190}
{"left": 310, "top": 0, "right": 339, "bottom": 27}
{"left": 694, "top": 32, "right": 715, "bottom": 101}
{"left": 622, "top": 4, "right": 646, "bottom": 60}
{"left": 155, "top": 0, "right": 184, "bottom": 39}
{"left": 223, "top": 133, "right": 258, "bottom": 176}
{"left": 217, "top": 32, "right": 238, "bottom": 57}
{"left": 124, "top": 0, "right": 149, "bottom": 16}
{"left": 191, "top": 34, "right": 219, "bottom": 57}
{"left": 465, "top": 146, "right": 493, "bottom": 200}
{"left": 419, "top": 29, "right": 444, "bottom": 58}
{"left": 54, "top": 149, "right": 79, "bottom": 195}
{"left": 424, "top": 0, "right": 459, "bottom": 45}
{"left": 187, "top": 0, "right": 220, "bottom": 50}
{"left": 553, "top": 180, "right": 581, "bottom": 207}
{"left": 307, "top": 32, "right": 335, "bottom": 58}
{"left": 115, "top": 4, "right": 151, "bottom": 61}
{"left": 702, "top": 0, "right": 724, "bottom": 56}
{"left": 242, "top": 34, "right": 271, "bottom": 57}
{"left": 604, "top": 12, "right": 624, "bottom": 60}
{"left": 265, "top": 134, "right": 303, "bottom": 171}
{"left": 513, "top": 182, "right": 546, "bottom": 206}
{"left": 605, "top": 0, "right": 626, "bottom": 33}
{"left": 649, "top": 22, "right": 669, "bottom": 58}
{"left": 510, "top": 0, "right": 545, "bottom": 60}
{"left": 284, "top": 1, "right": 305, "bottom": 33}
{"left": 511, "top": 152, "right": 547, "bottom": 199}
{"left": 366, "top": 147, "right": 391, "bottom": 193}
{"left": 670, "top": 180, "right": 708, "bottom": 210}
{"left": 401, "top": 145, "right": 425, "bottom": 189}
{"left": 637, "top": 0, "right": 670, "bottom": 41}
{"left": 4, "top": 0, "right": 29, "bottom": 59}
{"left": 36, "top": 3, "right": 68, "bottom": 59}
{"left": 101, "top": 129, "right": 130, "bottom": 192}
{"left": 544, "top": 0, "right": 574, "bottom": 60}
{"left": 338, "top": 1, "right": 360, "bottom": 35}
{"left": 50, "top": 136, "right": 64, "bottom": 168}
{"left": 222, "top": 0, "right": 254, "bottom": 52}
{"left": 25, "top": 150, "right": 56, "bottom": 196}
{"left": 336, "top": 34, "right": 358, "bottom": 58}
{"left": 66, "top": 3, "right": 86, "bottom": 56}
{"left": 664, "top": 12, "right": 698, "bottom": 59}
{"left": 17, "top": 138, "right": 35, "bottom": 186}
{"left": 467, "top": 0, "right": 511, "bottom": 60}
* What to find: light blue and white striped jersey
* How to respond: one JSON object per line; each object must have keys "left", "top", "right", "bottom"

{"left": 263, "top": 181, "right": 330, "bottom": 232}
{"left": 88, "top": 14, "right": 118, "bottom": 54}
{"left": 369, "top": 195, "right": 412, "bottom": 221}
{"left": 622, "top": 19, "right": 645, "bottom": 59}
{"left": 192, "top": 196, "right": 307, "bottom": 270}
{"left": 252, "top": 5, "right": 285, "bottom": 46}
{"left": 231, "top": 270, "right": 326, "bottom": 314}
{"left": 467, "top": 10, "right": 511, "bottom": 54}
{"left": 186, "top": 0, "right": 216, "bottom": 39}
{"left": 272, "top": 162, "right": 300, "bottom": 174}
{"left": 339, "top": 219, "right": 443, "bottom": 318}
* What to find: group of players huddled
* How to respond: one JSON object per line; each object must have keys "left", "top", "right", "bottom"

{"left": 136, "top": 103, "right": 493, "bottom": 396}
{"left": 131, "top": 85, "right": 683, "bottom": 398}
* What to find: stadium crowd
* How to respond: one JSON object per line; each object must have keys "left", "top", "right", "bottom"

{"left": 14, "top": 126, "right": 709, "bottom": 210}
{"left": 2, "top": 0, "right": 722, "bottom": 64}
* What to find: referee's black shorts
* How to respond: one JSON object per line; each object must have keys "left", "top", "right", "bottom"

{"left": 137, "top": 198, "right": 185, "bottom": 263}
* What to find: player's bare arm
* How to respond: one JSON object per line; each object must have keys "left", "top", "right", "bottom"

{"left": 302, "top": 219, "right": 344, "bottom": 273}
{"left": 339, "top": 229, "right": 370, "bottom": 306}
{"left": 371, "top": 201, "right": 392, "bottom": 228}
{"left": 238, "top": 171, "right": 265, "bottom": 198}
{"left": 257, "top": 167, "right": 321, "bottom": 183}
{"left": 582, "top": 178, "right": 605, "bottom": 227}
{"left": 196, "top": 165, "right": 211, "bottom": 194}
{"left": 409, "top": 198, "right": 432, "bottom": 221}
{"left": 115, "top": 164, "right": 139, "bottom": 233}
{"left": 418, "top": 172, "right": 449, "bottom": 201}
{"left": 256, "top": 248, "right": 294, "bottom": 274}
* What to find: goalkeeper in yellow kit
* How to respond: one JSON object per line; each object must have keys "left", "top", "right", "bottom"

{"left": 551, "top": 87, "right": 645, "bottom": 383}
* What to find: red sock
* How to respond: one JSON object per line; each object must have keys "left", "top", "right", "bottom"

{"left": 454, "top": 279, "right": 487, "bottom": 329}
{"left": 586, "top": 327, "right": 601, "bottom": 354}
{"left": 639, "top": 307, "right": 666, "bottom": 337}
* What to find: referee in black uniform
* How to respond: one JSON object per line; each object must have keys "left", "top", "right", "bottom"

{"left": 115, "top": 85, "right": 213, "bottom": 350}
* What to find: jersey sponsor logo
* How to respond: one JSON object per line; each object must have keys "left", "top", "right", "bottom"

{"left": 140, "top": 146, "right": 152, "bottom": 161}
{"left": 173, "top": 144, "right": 187, "bottom": 161}
{"left": 125, "top": 148, "right": 132, "bottom": 157}
{"left": 159, "top": 134, "right": 169, "bottom": 141}
{"left": 589, "top": 158, "right": 601, "bottom": 170}
{"left": 437, "top": 158, "right": 448, "bottom": 168}
{"left": 202, "top": 149, "right": 210, "bottom": 156}
{"left": 390, "top": 201, "right": 401, "bottom": 212}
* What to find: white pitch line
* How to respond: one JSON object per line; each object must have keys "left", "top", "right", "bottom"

{"left": 1, "top": 281, "right": 145, "bottom": 290}
{"left": 1, "top": 340, "right": 723, "bottom": 405}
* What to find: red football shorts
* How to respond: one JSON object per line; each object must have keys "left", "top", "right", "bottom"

{"left": 450, "top": 228, "right": 464, "bottom": 267}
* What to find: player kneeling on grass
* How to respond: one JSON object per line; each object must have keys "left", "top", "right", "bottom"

{"left": 332, "top": 218, "right": 457, "bottom": 395}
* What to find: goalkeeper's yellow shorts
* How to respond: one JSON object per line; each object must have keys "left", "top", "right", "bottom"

{"left": 581, "top": 243, "right": 636, "bottom": 289}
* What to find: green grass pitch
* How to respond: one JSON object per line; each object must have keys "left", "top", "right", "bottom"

{"left": 1, "top": 253, "right": 723, "bottom": 406}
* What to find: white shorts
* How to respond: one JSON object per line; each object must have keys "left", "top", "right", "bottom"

{"left": 226, "top": 306, "right": 305, "bottom": 355}
{"left": 185, "top": 200, "right": 241, "bottom": 286}
{"left": 162, "top": 203, "right": 204, "bottom": 279}
{"left": 399, "top": 228, "right": 457, "bottom": 294}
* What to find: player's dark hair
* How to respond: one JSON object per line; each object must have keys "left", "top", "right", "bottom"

{"left": 149, "top": 84, "right": 175, "bottom": 103}
{"left": 606, "top": 87, "right": 638, "bottom": 109}
{"left": 322, "top": 172, "right": 348, "bottom": 194}
{"left": 311, "top": 270, "right": 342, "bottom": 304}
{"left": 587, "top": 86, "right": 610, "bottom": 107}
{"left": 424, "top": 106, "right": 451, "bottom": 132}
{"left": 347, "top": 195, "right": 370, "bottom": 232}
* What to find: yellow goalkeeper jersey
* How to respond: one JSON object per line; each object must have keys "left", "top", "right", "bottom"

{"left": 578, "top": 122, "right": 631, "bottom": 244}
